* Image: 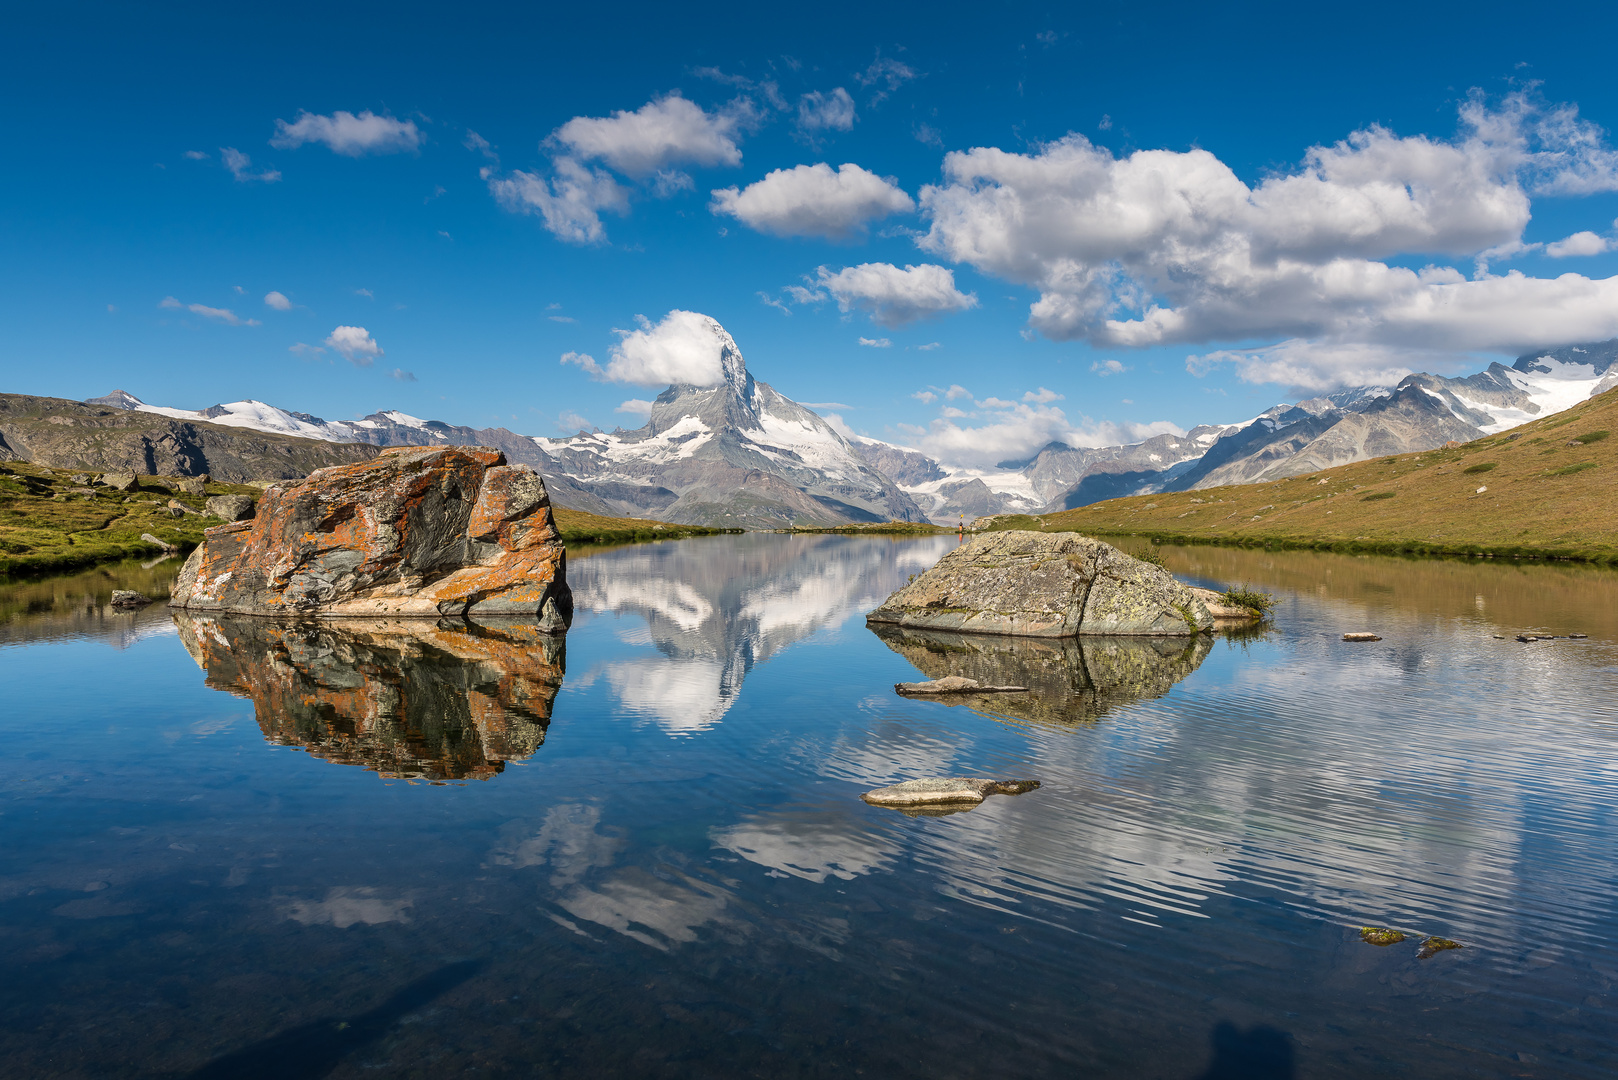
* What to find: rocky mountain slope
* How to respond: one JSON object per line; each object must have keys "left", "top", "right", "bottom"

{"left": 1037, "top": 380, "right": 1618, "bottom": 563}
{"left": 856, "top": 339, "right": 1618, "bottom": 522}
{"left": 0, "top": 393, "right": 379, "bottom": 480}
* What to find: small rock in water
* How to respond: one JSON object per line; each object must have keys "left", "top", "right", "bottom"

{"left": 1491, "top": 634, "right": 1506, "bottom": 640}
{"left": 110, "top": 590, "right": 152, "bottom": 607}
{"left": 1360, "top": 926, "right": 1406, "bottom": 947}
{"left": 1342, "top": 632, "right": 1382, "bottom": 642}
{"left": 1417, "top": 936, "right": 1464, "bottom": 960}
{"left": 140, "top": 533, "right": 177, "bottom": 552}
{"left": 861, "top": 777, "right": 1040, "bottom": 810}
{"left": 1516, "top": 635, "right": 1541, "bottom": 642}
{"left": 1569, "top": 633, "right": 1589, "bottom": 639}
{"left": 894, "top": 676, "right": 1029, "bottom": 695}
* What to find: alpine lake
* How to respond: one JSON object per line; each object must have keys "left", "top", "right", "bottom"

{"left": 3, "top": 533, "right": 1617, "bottom": 1079}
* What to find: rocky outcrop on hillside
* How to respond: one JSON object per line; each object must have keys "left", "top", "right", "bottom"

{"left": 170, "top": 446, "right": 572, "bottom": 627}
{"left": 0, "top": 393, "right": 380, "bottom": 480}
{"left": 175, "top": 613, "right": 564, "bottom": 781}
{"left": 867, "top": 530, "right": 1213, "bottom": 637}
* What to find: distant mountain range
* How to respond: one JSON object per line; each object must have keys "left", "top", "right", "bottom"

{"left": 68, "top": 336, "right": 1618, "bottom": 526}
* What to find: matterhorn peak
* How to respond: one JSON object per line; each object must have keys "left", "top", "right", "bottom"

{"left": 710, "top": 318, "right": 754, "bottom": 402}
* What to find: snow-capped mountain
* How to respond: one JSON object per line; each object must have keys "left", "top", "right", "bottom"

{"left": 86, "top": 318, "right": 924, "bottom": 528}
{"left": 530, "top": 318, "right": 925, "bottom": 527}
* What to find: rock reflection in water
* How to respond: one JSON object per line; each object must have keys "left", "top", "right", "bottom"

{"left": 173, "top": 614, "right": 564, "bottom": 781}
{"left": 871, "top": 623, "right": 1211, "bottom": 726}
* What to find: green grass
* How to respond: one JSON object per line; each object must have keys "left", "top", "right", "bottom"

{"left": 1361, "top": 491, "right": 1397, "bottom": 501}
{"left": 551, "top": 506, "right": 738, "bottom": 546}
{"left": 1572, "top": 430, "right": 1610, "bottom": 444}
{"left": 1463, "top": 462, "right": 1497, "bottom": 474}
{"left": 1547, "top": 462, "right": 1597, "bottom": 477}
{"left": 0, "top": 463, "right": 260, "bottom": 576}
{"left": 1221, "top": 587, "right": 1275, "bottom": 615}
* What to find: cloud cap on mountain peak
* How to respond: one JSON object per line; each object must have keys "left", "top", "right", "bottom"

{"left": 566, "top": 310, "right": 741, "bottom": 387}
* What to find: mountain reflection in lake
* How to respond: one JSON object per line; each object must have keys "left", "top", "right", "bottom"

{"left": 4, "top": 535, "right": 1618, "bottom": 1078}
{"left": 173, "top": 614, "right": 564, "bottom": 781}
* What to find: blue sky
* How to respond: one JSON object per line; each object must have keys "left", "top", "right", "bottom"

{"left": 5, "top": 0, "right": 1618, "bottom": 468}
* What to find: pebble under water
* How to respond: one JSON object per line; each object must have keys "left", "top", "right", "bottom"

{"left": 2, "top": 534, "right": 1617, "bottom": 1078}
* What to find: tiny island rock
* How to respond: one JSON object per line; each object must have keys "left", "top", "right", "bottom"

{"left": 169, "top": 446, "right": 573, "bottom": 629}
{"left": 867, "top": 530, "right": 1213, "bottom": 638}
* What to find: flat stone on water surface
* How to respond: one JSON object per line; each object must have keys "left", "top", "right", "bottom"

{"left": 894, "top": 676, "right": 1029, "bottom": 695}
{"left": 861, "top": 777, "right": 1041, "bottom": 808}
{"left": 1343, "top": 632, "right": 1382, "bottom": 641}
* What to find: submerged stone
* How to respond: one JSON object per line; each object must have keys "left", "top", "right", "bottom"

{"left": 1418, "top": 936, "right": 1464, "bottom": 959}
{"left": 109, "top": 590, "right": 152, "bottom": 607}
{"left": 866, "top": 530, "right": 1213, "bottom": 638}
{"left": 1342, "top": 632, "right": 1382, "bottom": 642}
{"left": 1360, "top": 926, "right": 1406, "bottom": 947}
{"left": 861, "top": 777, "right": 1040, "bottom": 809}
{"left": 894, "top": 675, "right": 1028, "bottom": 695}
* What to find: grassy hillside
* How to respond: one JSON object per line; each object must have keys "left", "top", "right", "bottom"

{"left": 551, "top": 506, "right": 738, "bottom": 545}
{"left": 994, "top": 386, "right": 1618, "bottom": 563}
{"left": 0, "top": 462, "right": 258, "bottom": 576}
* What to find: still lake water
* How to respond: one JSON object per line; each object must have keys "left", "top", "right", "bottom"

{"left": 3, "top": 534, "right": 1617, "bottom": 1078}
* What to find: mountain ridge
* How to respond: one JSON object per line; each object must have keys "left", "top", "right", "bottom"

{"left": 55, "top": 335, "right": 1618, "bottom": 528}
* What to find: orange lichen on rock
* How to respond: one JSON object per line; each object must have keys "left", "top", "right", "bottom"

{"left": 168, "top": 446, "right": 572, "bottom": 629}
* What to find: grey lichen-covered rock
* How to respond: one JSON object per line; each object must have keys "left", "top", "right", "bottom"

{"left": 110, "top": 590, "right": 153, "bottom": 607}
{"left": 177, "top": 476, "right": 208, "bottom": 496}
{"left": 860, "top": 777, "right": 1040, "bottom": 809}
{"left": 867, "top": 530, "right": 1212, "bottom": 637}
{"left": 205, "top": 494, "right": 255, "bottom": 521}
{"left": 100, "top": 471, "right": 139, "bottom": 492}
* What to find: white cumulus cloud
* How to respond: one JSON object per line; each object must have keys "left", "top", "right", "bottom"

{"left": 264, "top": 291, "right": 292, "bottom": 310}
{"left": 858, "top": 336, "right": 891, "bottom": 347}
{"left": 1544, "top": 230, "right": 1611, "bottom": 257}
{"left": 324, "top": 325, "right": 383, "bottom": 366}
{"left": 270, "top": 110, "right": 422, "bottom": 156}
{"left": 916, "top": 90, "right": 1618, "bottom": 390}
{"left": 553, "top": 93, "right": 749, "bottom": 175}
{"left": 159, "top": 296, "right": 260, "bottom": 326}
{"left": 488, "top": 158, "right": 629, "bottom": 244}
{"left": 711, "top": 163, "right": 913, "bottom": 240}
{"left": 796, "top": 88, "right": 856, "bottom": 135}
{"left": 813, "top": 262, "right": 977, "bottom": 327}
{"left": 615, "top": 398, "right": 656, "bottom": 417}
{"left": 220, "top": 147, "right": 280, "bottom": 183}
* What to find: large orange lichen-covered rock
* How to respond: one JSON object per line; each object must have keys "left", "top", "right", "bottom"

{"left": 169, "top": 446, "right": 572, "bottom": 629}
